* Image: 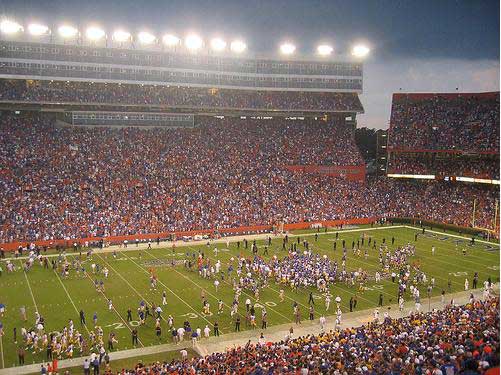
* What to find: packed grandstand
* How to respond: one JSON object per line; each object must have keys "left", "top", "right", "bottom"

{"left": 0, "top": 25, "right": 499, "bottom": 375}
{"left": 387, "top": 93, "right": 499, "bottom": 181}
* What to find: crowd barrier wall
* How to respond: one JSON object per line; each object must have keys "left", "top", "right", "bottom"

{"left": 284, "top": 165, "right": 366, "bottom": 181}
{"left": 0, "top": 218, "right": 377, "bottom": 251}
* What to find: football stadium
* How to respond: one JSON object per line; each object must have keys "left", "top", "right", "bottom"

{"left": 0, "top": 2, "right": 499, "bottom": 374}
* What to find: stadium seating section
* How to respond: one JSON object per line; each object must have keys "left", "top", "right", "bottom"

{"left": 113, "top": 298, "right": 500, "bottom": 374}
{"left": 0, "top": 80, "right": 364, "bottom": 112}
{"left": 389, "top": 93, "right": 499, "bottom": 152}
{"left": 387, "top": 92, "right": 500, "bottom": 179}
{"left": 0, "top": 113, "right": 498, "bottom": 243}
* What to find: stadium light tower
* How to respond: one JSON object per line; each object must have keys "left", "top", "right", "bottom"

{"left": 137, "top": 31, "right": 156, "bottom": 44}
{"left": 280, "top": 42, "right": 296, "bottom": 55}
{"left": 163, "top": 34, "right": 180, "bottom": 47}
{"left": 0, "top": 19, "right": 23, "bottom": 34}
{"left": 230, "top": 40, "right": 246, "bottom": 53}
{"left": 113, "top": 30, "right": 131, "bottom": 43}
{"left": 58, "top": 25, "right": 78, "bottom": 38}
{"left": 210, "top": 37, "right": 226, "bottom": 51}
{"left": 352, "top": 44, "right": 370, "bottom": 58}
{"left": 185, "top": 34, "right": 203, "bottom": 51}
{"left": 317, "top": 44, "right": 333, "bottom": 56}
{"left": 28, "top": 23, "right": 49, "bottom": 36}
{"left": 86, "top": 26, "right": 105, "bottom": 41}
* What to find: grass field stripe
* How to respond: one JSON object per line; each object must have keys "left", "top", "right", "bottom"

{"left": 184, "top": 246, "right": 291, "bottom": 322}
{"left": 0, "top": 226, "right": 408, "bottom": 263}
{"left": 117, "top": 249, "right": 219, "bottom": 332}
{"left": 405, "top": 235, "right": 499, "bottom": 268}
{"left": 93, "top": 253, "right": 171, "bottom": 327}
{"left": 329, "top": 281, "right": 379, "bottom": 310}
{"left": 409, "top": 242, "right": 494, "bottom": 273}
{"left": 137, "top": 249, "right": 237, "bottom": 315}
{"left": 402, "top": 227, "right": 500, "bottom": 263}
{"left": 68, "top": 255, "right": 145, "bottom": 347}
{"left": 52, "top": 269, "right": 91, "bottom": 335}
{"left": 190, "top": 243, "right": 324, "bottom": 318}
{"left": 193, "top": 244, "right": 324, "bottom": 316}
{"left": 404, "top": 226, "right": 499, "bottom": 247}
{"left": 21, "top": 263, "right": 39, "bottom": 313}
{"left": 314, "top": 237, "right": 465, "bottom": 288}
{"left": 181, "top": 242, "right": 289, "bottom": 318}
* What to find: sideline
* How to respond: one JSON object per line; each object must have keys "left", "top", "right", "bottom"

{"left": 1, "top": 225, "right": 408, "bottom": 262}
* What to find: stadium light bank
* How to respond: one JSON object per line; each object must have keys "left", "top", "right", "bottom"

{"left": 0, "top": 18, "right": 371, "bottom": 59}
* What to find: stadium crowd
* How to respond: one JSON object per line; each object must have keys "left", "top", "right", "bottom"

{"left": 106, "top": 298, "right": 500, "bottom": 374}
{"left": 389, "top": 93, "right": 499, "bottom": 152}
{"left": 0, "top": 113, "right": 498, "bottom": 244}
{"left": 0, "top": 79, "right": 364, "bottom": 112}
{"left": 387, "top": 155, "right": 500, "bottom": 179}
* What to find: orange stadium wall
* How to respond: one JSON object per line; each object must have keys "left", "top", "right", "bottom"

{"left": 0, "top": 218, "right": 377, "bottom": 251}
{"left": 284, "top": 165, "right": 366, "bottom": 181}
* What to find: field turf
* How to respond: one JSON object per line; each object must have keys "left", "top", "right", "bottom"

{"left": 0, "top": 225, "right": 499, "bottom": 369}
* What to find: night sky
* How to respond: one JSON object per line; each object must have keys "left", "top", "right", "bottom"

{"left": 0, "top": 0, "right": 499, "bottom": 128}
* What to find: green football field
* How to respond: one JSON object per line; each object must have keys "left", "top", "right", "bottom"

{"left": 0, "top": 225, "right": 499, "bottom": 369}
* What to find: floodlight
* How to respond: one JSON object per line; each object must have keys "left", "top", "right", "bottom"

{"left": 0, "top": 20, "right": 23, "bottom": 34}
{"left": 185, "top": 34, "right": 203, "bottom": 50}
{"left": 352, "top": 44, "right": 370, "bottom": 58}
{"left": 162, "top": 34, "right": 180, "bottom": 46}
{"left": 28, "top": 23, "right": 49, "bottom": 36}
{"left": 317, "top": 44, "right": 333, "bottom": 56}
{"left": 280, "top": 43, "right": 296, "bottom": 55}
{"left": 113, "top": 30, "right": 131, "bottom": 42}
{"left": 137, "top": 31, "right": 155, "bottom": 44}
{"left": 86, "top": 26, "right": 105, "bottom": 41}
{"left": 210, "top": 38, "right": 226, "bottom": 51}
{"left": 58, "top": 25, "right": 78, "bottom": 38}
{"left": 230, "top": 40, "right": 246, "bottom": 53}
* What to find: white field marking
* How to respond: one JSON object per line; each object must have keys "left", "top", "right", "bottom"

{"left": 312, "top": 236, "right": 465, "bottom": 288}
{"left": 289, "top": 225, "right": 407, "bottom": 239}
{"left": 93, "top": 252, "right": 170, "bottom": 326}
{"left": 328, "top": 280, "right": 379, "bottom": 308}
{"left": 399, "top": 240, "right": 495, "bottom": 273}
{"left": 21, "top": 263, "right": 39, "bottom": 313}
{"left": 402, "top": 232, "right": 500, "bottom": 269}
{"left": 117, "top": 248, "right": 220, "bottom": 333}
{"left": 138, "top": 249, "right": 237, "bottom": 314}
{"left": 52, "top": 269, "right": 91, "bottom": 335}
{"left": 68, "top": 255, "right": 144, "bottom": 347}
{"left": 0, "top": 226, "right": 408, "bottom": 263}
{"left": 404, "top": 226, "right": 500, "bottom": 247}
{"left": 184, "top": 245, "right": 291, "bottom": 322}
{"left": 189, "top": 245, "right": 323, "bottom": 317}
{"left": 0, "top": 333, "right": 4, "bottom": 369}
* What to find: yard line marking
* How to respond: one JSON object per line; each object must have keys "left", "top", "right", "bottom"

{"left": 405, "top": 242, "right": 493, "bottom": 273}
{"left": 193, "top": 244, "right": 368, "bottom": 316}
{"left": 93, "top": 253, "right": 170, "bottom": 327}
{"left": 402, "top": 234, "right": 499, "bottom": 268}
{"left": 312, "top": 239, "right": 464, "bottom": 289}
{"left": 52, "top": 269, "right": 91, "bottom": 335}
{"left": 68, "top": 255, "right": 145, "bottom": 348}
{"left": 21, "top": 263, "right": 39, "bottom": 313}
{"left": 183, "top": 246, "right": 291, "bottom": 322}
{"left": 0, "top": 333, "right": 4, "bottom": 369}
{"left": 117, "top": 248, "right": 220, "bottom": 333}
{"left": 404, "top": 225, "right": 500, "bottom": 247}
